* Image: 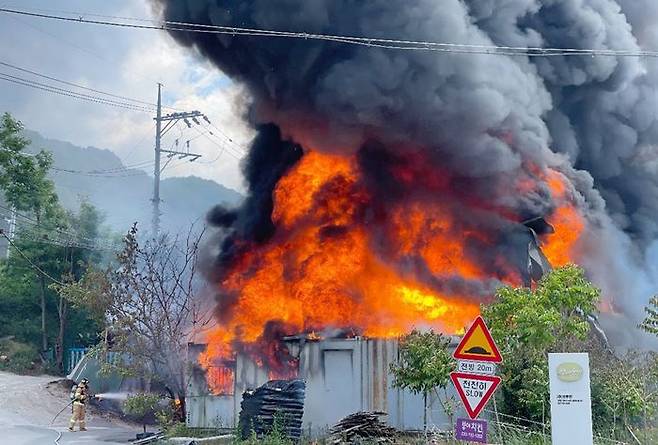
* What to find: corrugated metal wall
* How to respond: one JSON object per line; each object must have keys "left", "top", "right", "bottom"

{"left": 187, "top": 337, "right": 458, "bottom": 433}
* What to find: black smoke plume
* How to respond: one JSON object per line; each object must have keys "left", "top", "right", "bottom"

{"left": 156, "top": 0, "right": 658, "bottom": 345}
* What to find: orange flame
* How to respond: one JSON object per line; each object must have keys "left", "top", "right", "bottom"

{"left": 205, "top": 366, "right": 235, "bottom": 395}
{"left": 199, "top": 152, "right": 586, "bottom": 394}
{"left": 542, "top": 170, "right": 585, "bottom": 266}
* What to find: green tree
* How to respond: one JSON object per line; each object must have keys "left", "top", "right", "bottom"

{"left": 591, "top": 351, "right": 658, "bottom": 440}
{"left": 0, "top": 112, "right": 64, "bottom": 354}
{"left": 389, "top": 329, "right": 455, "bottom": 430}
{"left": 52, "top": 202, "right": 107, "bottom": 370}
{"left": 0, "top": 113, "right": 55, "bottom": 215}
{"left": 481, "top": 264, "right": 600, "bottom": 422}
{"left": 0, "top": 206, "right": 107, "bottom": 371}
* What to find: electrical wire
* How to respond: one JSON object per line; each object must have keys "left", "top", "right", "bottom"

{"left": 14, "top": 228, "right": 121, "bottom": 252}
{"left": 0, "top": 72, "right": 153, "bottom": 112}
{"left": 0, "top": 147, "right": 155, "bottom": 176}
{"left": 50, "top": 168, "right": 150, "bottom": 178}
{"left": 122, "top": 123, "right": 156, "bottom": 164}
{"left": 1, "top": 7, "right": 658, "bottom": 58}
{"left": 50, "top": 159, "right": 155, "bottom": 176}
{"left": 5, "top": 11, "right": 181, "bottom": 105}
{"left": 0, "top": 204, "right": 119, "bottom": 249}
{"left": 192, "top": 126, "right": 243, "bottom": 160}
{"left": 0, "top": 60, "right": 159, "bottom": 108}
{"left": 62, "top": 159, "right": 154, "bottom": 172}
{"left": 0, "top": 229, "right": 67, "bottom": 284}
{"left": 9, "top": 232, "right": 119, "bottom": 252}
{"left": 0, "top": 71, "right": 154, "bottom": 110}
{"left": 202, "top": 123, "right": 248, "bottom": 155}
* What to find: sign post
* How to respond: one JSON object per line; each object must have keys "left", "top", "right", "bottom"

{"left": 548, "top": 353, "right": 593, "bottom": 445}
{"left": 451, "top": 316, "right": 503, "bottom": 443}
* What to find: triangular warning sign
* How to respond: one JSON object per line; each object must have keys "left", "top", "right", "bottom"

{"left": 454, "top": 316, "right": 502, "bottom": 363}
{"left": 451, "top": 372, "right": 501, "bottom": 419}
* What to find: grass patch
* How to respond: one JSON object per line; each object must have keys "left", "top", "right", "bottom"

{"left": 165, "top": 423, "right": 227, "bottom": 438}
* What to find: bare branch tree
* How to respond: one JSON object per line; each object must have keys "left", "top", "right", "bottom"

{"left": 54, "top": 223, "right": 213, "bottom": 413}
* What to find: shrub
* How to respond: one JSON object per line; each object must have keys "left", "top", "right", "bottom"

{"left": 123, "top": 393, "right": 162, "bottom": 433}
{"left": 0, "top": 338, "right": 39, "bottom": 374}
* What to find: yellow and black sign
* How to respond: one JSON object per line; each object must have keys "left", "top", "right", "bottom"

{"left": 453, "top": 316, "right": 502, "bottom": 363}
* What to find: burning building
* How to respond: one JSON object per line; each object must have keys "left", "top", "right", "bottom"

{"left": 154, "top": 0, "right": 658, "bottom": 431}
{"left": 186, "top": 336, "right": 460, "bottom": 432}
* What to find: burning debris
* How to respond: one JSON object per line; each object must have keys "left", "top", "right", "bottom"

{"left": 238, "top": 379, "right": 306, "bottom": 442}
{"left": 329, "top": 412, "right": 398, "bottom": 444}
{"left": 152, "top": 0, "right": 658, "bottom": 387}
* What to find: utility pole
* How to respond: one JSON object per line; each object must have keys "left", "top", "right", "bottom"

{"left": 153, "top": 83, "right": 163, "bottom": 236}
{"left": 152, "top": 84, "right": 205, "bottom": 236}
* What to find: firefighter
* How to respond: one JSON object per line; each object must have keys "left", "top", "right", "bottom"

{"left": 68, "top": 378, "right": 90, "bottom": 432}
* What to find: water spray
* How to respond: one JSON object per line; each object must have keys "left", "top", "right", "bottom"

{"left": 93, "top": 392, "right": 130, "bottom": 401}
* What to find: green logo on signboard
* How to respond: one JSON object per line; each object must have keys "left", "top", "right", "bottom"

{"left": 556, "top": 362, "right": 583, "bottom": 382}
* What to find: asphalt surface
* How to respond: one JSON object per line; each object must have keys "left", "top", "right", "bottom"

{"left": 0, "top": 371, "right": 140, "bottom": 445}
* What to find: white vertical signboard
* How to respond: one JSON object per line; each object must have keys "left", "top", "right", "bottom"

{"left": 548, "top": 353, "right": 593, "bottom": 445}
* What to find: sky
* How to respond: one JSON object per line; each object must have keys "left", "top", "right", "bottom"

{"left": 0, "top": 0, "right": 253, "bottom": 192}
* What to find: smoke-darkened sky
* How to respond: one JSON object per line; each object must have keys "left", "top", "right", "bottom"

{"left": 153, "top": 0, "right": 658, "bottom": 345}
{"left": 0, "top": 0, "right": 252, "bottom": 192}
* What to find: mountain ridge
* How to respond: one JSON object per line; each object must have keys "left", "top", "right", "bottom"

{"left": 21, "top": 129, "right": 243, "bottom": 235}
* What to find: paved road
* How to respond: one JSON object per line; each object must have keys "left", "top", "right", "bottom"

{"left": 5, "top": 423, "right": 140, "bottom": 445}
{"left": 0, "top": 371, "right": 140, "bottom": 445}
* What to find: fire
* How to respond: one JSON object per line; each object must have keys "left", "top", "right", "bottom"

{"left": 205, "top": 366, "right": 235, "bottom": 395}
{"left": 199, "top": 150, "right": 586, "bottom": 394}
{"left": 542, "top": 170, "right": 585, "bottom": 266}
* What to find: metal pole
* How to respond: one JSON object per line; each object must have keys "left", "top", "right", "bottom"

{"left": 152, "top": 83, "right": 162, "bottom": 237}
{"left": 5, "top": 206, "right": 15, "bottom": 258}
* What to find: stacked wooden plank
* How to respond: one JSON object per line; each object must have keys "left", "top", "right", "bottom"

{"left": 329, "top": 411, "right": 398, "bottom": 444}
{"left": 238, "top": 379, "right": 306, "bottom": 442}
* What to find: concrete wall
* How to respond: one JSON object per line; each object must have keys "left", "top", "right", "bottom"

{"left": 187, "top": 337, "right": 461, "bottom": 433}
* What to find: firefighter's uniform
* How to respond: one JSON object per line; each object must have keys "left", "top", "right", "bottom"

{"left": 69, "top": 380, "right": 89, "bottom": 431}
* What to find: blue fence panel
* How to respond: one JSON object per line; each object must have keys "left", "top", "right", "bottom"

{"left": 66, "top": 348, "right": 126, "bottom": 374}
{"left": 67, "top": 348, "right": 88, "bottom": 373}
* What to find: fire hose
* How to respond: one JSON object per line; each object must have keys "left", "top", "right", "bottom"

{"left": 51, "top": 394, "right": 100, "bottom": 425}
{"left": 50, "top": 400, "right": 74, "bottom": 425}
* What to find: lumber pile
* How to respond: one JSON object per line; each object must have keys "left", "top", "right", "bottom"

{"left": 238, "top": 379, "right": 306, "bottom": 442}
{"left": 329, "top": 411, "right": 398, "bottom": 444}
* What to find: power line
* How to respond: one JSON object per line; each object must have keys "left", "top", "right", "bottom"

{"left": 122, "top": 123, "right": 156, "bottom": 164}
{"left": 202, "top": 123, "right": 248, "bottom": 155}
{"left": 0, "top": 204, "right": 118, "bottom": 249}
{"left": 0, "top": 60, "right": 159, "bottom": 108}
{"left": 50, "top": 159, "right": 155, "bottom": 177}
{"left": 0, "top": 72, "right": 154, "bottom": 112}
{"left": 0, "top": 70, "right": 154, "bottom": 111}
{"left": 0, "top": 71, "right": 153, "bottom": 110}
{"left": 192, "top": 126, "right": 243, "bottom": 160}
{"left": 0, "top": 146, "right": 155, "bottom": 177}
{"left": 1, "top": 7, "right": 658, "bottom": 58}
{"left": 50, "top": 168, "right": 149, "bottom": 178}
{"left": 60, "top": 159, "right": 154, "bottom": 172}
{"left": 0, "top": 229, "right": 67, "bottom": 284}
{"left": 5, "top": 11, "right": 179, "bottom": 95}
{"left": 205, "top": 121, "right": 247, "bottom": 152}
{"left": 8, "top": 230, "right": 119, "bottom": 252}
